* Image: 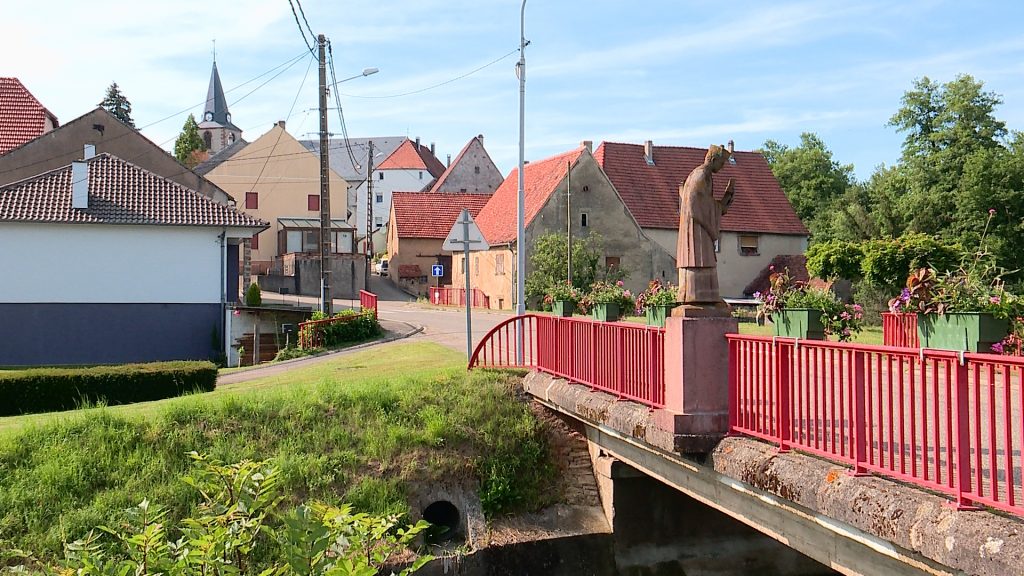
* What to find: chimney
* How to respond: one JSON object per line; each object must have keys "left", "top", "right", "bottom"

{"left": 276, "top": 120, "right": 286, "bottom": 129}
{"left": 447, "top": 154, "right": 451, "bottom": 167}
{"left": 72, "top": 161, "right": 88, "bottom": 209}
{"left": 478, "top": 134, "right": 484, "bottom": 145}
{"left": 580, "top": 140, "right": 593, "bottom": 153}
{"left": 430, "top": 142, "right": 436, "bottom": 155}
{"left": 415, "top": 136, "right": 420, "bottom": 149}
{"left": 727, "top": 140, "right": 734, "bottom": 154}
{"left": 83, "top": 144, "right": 96, "bottom": 159}
{"left": 644, "top": 140, "right": 654, "bottom": 165}
{"left": 727, "top": 139, "right": 737, "bottom": 164}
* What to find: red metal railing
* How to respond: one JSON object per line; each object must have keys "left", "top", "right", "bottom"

{"left": 469, "top": 314, "right": 667, "bottom": 409}
{"left": 728, "top": 334, "right": 1024, "bottom": 516}
{"left": 882, "top": 312, "right": 919, "bottom": 348}
{"left": 359, "top": 289, "right": 378, "bottom": 319}
{"left": 429, "top": 286, "right": 490, "bottom": 309}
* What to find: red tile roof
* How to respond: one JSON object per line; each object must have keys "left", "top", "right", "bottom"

{"left": 0, "top": 78, "right": 58, "bottom": 155}
{"left": 392, "top": 191, "right": 492, "bottom": 239}
{"left": 594, "top": 142, "right": 807, "bottom": 236}
{"left": 475, "top": 147, "right": 584, "bottom": 244}
{"left": 377, "top": 139, "right": 447, "bottom": 178}
{"left": 0, "top": 153, "right": 267, "bottom": 229}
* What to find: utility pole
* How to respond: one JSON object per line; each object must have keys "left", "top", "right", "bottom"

{"left": 317, "top": 33, "right": 332, "bottom": 315}
{"left": 515, "top": 0, "right": 528, "bottom": 364}
{"left": 566, "top": 159, "right": 572, "bottom": 285}
{"left": 366, "top": 140, "right": 375, "bottom": 275}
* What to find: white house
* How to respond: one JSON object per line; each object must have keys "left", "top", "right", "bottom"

{"left": 0, "top": 149, "right": 267, "bottom": 366}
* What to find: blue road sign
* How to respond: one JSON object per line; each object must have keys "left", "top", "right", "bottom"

{"left": 431, "top": 264, "right": 444, "bottom": 277}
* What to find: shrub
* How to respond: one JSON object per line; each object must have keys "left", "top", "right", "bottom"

{"left": 300, "top": 310, "right": 382, "bottom": 350}
{"left": 0, "top": 361, "right": 217, "bottom": 416}
{"left": 245, "top": 282, "right": 262, "bottom": 307}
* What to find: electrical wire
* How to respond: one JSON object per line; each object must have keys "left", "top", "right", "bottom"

{"left": 338, "top": 48, "right": 519, "bottom": 99}
{"left": 293, "top": 0, "right": 317, "bottom": 42}
{"left": 325, "top": 39, "right": 362, "bottom": 174}
{"left": 286, "top": 0, "right": 315, "bottom": 54}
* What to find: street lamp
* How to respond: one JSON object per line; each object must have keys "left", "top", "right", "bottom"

{"left": 331, "top": 67, "right": 379, "bottom": 87}
{"left": 515, "top": 0, "right": 527, "bottom": 362}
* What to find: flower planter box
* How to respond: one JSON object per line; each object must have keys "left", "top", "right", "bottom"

{"left": 592, "top": 302, "right": 620, "bottom": 322}
{"left": 646, "top": 303, "right": 679, "bottom": 327}
{"left": 552, "top": 300, "right": 575, "bottom": 317}
{"left": 917, "top": 312, "right": 1008, "bottom": 353}
{"left": 772, "top": 309, "right": 825, "bottom": 340}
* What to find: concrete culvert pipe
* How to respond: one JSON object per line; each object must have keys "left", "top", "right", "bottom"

{"left": 422, "top": 500, "right": 461, "bottom": 543}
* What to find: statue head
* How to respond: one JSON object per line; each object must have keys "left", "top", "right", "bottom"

{"left": 705, "top": 144, "right": 731, "bottom": 171}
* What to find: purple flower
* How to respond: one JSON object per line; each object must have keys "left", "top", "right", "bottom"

{"left": 991, "top": 342, "right": 1005, "bottom": 354}
{"left": 753, "top": 291, "right": 762, "bottom": 300}
{"left": 900, "top": 288, "right": 911, "bottom": 301}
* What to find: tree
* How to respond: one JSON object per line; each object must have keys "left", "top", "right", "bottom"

{"left": 99, "top": 82, "right": 135, "bottom": 127}
{"left": 760, "top": 133, "right": 855, "bottom": 238}
{"left": 524, "top": 232, "right": 622, "bottom": 306}
{"left": 174, "top": 114, "right": 206, "bottom": 168}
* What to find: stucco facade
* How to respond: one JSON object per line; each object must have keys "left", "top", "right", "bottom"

{"left": 456, "top": 150, "right": 675, "bottom": 310}
{"left": 387, "top": 234, "right": 450, "bottom": 296}
{"left": 643, "top": 227, "right": 808, "bottom": 299}
{"left": 203, "top": 122, "right": 349, "bottom": 272}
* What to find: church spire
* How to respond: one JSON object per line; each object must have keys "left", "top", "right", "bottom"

{"left": 202, "top": 61, "right": 236, "bottom": 130}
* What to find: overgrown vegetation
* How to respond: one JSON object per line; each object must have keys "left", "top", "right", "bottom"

{"left": 0, "top": 344, "right": 556, "bottom": 560}
{"left": 525, "top": 232, "right": 626, "bottom": 309}
{"left": 0, "top": 361, "right": 216, "bottom": 416}
{"left": 57, "top": 454, "right": 431, "bottom": 575}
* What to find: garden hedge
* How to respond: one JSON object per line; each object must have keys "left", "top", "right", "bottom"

{"left": 0, "top": 361, "right": 217, "bottom": 416}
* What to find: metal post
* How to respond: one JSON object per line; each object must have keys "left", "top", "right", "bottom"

{"left": 317, "top": 33, "right": 332, "bottom": 315}
{"left": 463, "top": 209, "right": 473, "bottom": 360}
{"left": 566, "top": 159, "right": 572, "bottom": 284}
{"left": 516, "top": 0, "right": 528, "bottom": 364}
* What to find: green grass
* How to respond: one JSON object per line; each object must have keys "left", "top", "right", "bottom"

{"left": 0, "top": 342, "right": 556, "bottom": 559}
{"left": 737, "top": 322, "right": 884, "bottom": 345}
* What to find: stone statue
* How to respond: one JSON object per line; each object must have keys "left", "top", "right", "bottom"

{"left": 674, "top": 144, "right": 735, "bottom": 314}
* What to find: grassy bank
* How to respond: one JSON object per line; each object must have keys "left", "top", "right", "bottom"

{"left": 0, "top": 342, "right": 556, "bottom": 559}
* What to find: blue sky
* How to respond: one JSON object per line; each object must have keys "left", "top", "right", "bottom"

{"left": 5, "top": 0, "right": 1024, "bottom": 180}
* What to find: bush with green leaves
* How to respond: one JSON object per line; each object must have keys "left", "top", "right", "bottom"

{"left": 0, "top": 361, "right": 216, "bottom": 416}
{"left": 245, "top": 282, "right": 262, "bottom": 307}
{"left": 62, "top": 453, "right": 431, "bottom": 576}
{"left": 301, "top": 310, "right": 381, "bottom": 350}
{"left": 524, "top": 232, "right": 625, "bottom": 308}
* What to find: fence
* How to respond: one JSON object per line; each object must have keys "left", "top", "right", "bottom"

{"left": 360, "top": 290, "right": 378, "bottom": 318}
{"left": 469, "top": 314, "right": 667, "bottom": 409}
{"left": 882, "top": 312, "right": 919, "bottom": 348}
{"left": 728, "top": 334, "right": 1024, "bottom": 515}
{"left": 429, "top": 286, "right": 490, "bottom": 309}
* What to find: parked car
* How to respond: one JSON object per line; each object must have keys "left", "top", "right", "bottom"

{"left": 376, "top": 259, "right": 389, "bottom": 277}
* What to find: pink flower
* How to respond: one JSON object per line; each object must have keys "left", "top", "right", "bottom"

{"left": 852, "top": 304, "right": 862, "bottom": 311}
{"left": 623, "top": 290, "right": 632, "bottom": 298}
{"left": 769, "top": 265, "right": 775, "bottom": 271}
{"left": 991, "top": 342, "right": 1004, "bottom": 354}
{"left": 990, "top": 296, "right": 1001, "bottom": 304}
{"left": 616, "top": 280, "right": 624, "bottom": 287}
{"left": 989, "top": 208, "right": 997, "bottom": 216}
{"left": 841, "top": 311, "right": 851, "bottom": 320}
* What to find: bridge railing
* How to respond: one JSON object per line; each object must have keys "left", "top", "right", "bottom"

{"left": 882, "top": 312, "right": 919, "bottom": 348}
{"left": 429, "top": 286, "right": 490, "bottom": 309}
{"left": 469, "top": 314, "right": 667, "bottom": 409}
{"left": 359, "top": 289, "right": 377, "bottom": 319}
{"left": 728, "top": 334, "right": 1024, "bottom": 515}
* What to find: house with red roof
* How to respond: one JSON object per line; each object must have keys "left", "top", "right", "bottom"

{"left": 0, "top": 150, "right": 267, "bottom": 367}
{"left": 0, "top": 77, "right": 58, "bottom": 155}
{"left": 453, "top": 142, "right": 676, "bottom": 310}
{"left": 359, "top": 137, "right": 447, "bottom": 255}
{"left": 386, "top": 191, "right": 492, "bottom": 296}
{"left": 594, "top": 140, "right": 808, "bottom": 299}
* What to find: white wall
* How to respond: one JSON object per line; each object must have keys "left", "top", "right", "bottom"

{"left": 354, "top": 168, "right": 433, "bottom": 254}
{"left": 0, "top": 223, "right": 224, "bottom": 303}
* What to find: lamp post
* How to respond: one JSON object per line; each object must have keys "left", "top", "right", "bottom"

{"left": 515, "top": 0, "right": 527, "bottom": 363}
{"left": 317, "top": 49, "right": 378, "bottom": 314}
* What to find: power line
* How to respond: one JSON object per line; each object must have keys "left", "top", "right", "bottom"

{"left": 326, "top": 39, "right": 362, "bottom": 173}
{"left": 293, "top": 0, "right": 317, "bottom": 42}
{"left": 338, "top": 48, "right": 519, "bottom": 99}
{"left": 286, "top": 0, "right": 315, "bottom": 54}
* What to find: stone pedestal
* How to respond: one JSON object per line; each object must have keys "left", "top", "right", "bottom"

{"left": 657, "top": 315, "right": 738, "bottom": 452}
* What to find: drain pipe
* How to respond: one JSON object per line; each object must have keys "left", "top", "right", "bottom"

{"left": 219, "top": 230, "right": 228, "bottom": 364}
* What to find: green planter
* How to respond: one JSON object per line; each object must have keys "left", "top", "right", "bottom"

{"left": 772, "top": 309, "right": 825, "bottom": 340}
{"left": 552, "top": 300, "right": 575, "bottom": 317}
{"left": 646, "top": 304, "right": 679, "bottom": 327}
{"left": 917, "top": 312, "right": 1008, "bottom": 353}
{"left": 592, "top": 302, "right": 620, "bottom": 322}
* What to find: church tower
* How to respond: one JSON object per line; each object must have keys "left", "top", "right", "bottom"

{"left": 198, "top": 59, "right": 242, "bottom": 156}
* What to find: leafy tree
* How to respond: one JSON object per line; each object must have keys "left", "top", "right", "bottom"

{"left": 805, "top": 240, "right": 864, "bottom": 281}
{"left": 99, "top": 82, "right": 135, "bottom": 127}
{"left": 525, "top": 232, "right": 623, "bottom": 306}
{"left": 173, "top": 114, "right": 206, "bottom": 168}
{"left": 761, "top": 132, "right": 855, "bottom": 237}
